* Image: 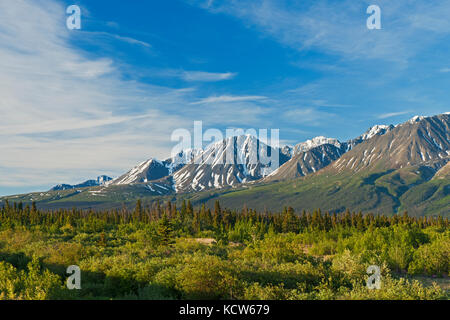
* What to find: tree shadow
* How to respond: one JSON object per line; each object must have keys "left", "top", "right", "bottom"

{"left": 0, "top": 251, "right": 176, "bottom": 300}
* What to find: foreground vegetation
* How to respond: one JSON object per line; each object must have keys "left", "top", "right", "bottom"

{"left": 0, "top": 200, "right": 448, "bottom": 300}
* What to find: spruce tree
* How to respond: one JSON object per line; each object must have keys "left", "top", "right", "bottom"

{"left": 157, "top": 213, "right": 174, "bottom": 246}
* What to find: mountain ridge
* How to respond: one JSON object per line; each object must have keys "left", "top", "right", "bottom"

{"left": 2, "top": 112, "right": 449, "bottom": 217}
{"left": 51, "top": 175, "right": 112, "bottom": 191}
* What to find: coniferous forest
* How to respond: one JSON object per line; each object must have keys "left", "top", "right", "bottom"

{"left": 0, "top": 199, "right": 448, "bottom": 300}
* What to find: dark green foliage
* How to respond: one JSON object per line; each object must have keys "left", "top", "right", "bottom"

{"left": 157, "top": 213, "right": 175, "bottom": 246}
{"left": 0, "top": 200, "right": 448, "bottom": 300}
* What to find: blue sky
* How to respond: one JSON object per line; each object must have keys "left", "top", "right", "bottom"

{"left": 0, "top": 0, "right": 449, "bottom": 195}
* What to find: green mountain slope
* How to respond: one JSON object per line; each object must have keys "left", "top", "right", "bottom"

{"left": 185, "top": 165, "right": 449, "bottom": 217}
{"left": 1, "top": 114, "right": 448, "bottom": 216}
{"left": 1, "top": 163, "right": 448, "bottom": 216}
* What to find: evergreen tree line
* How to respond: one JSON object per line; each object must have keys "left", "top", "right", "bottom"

{"left": 0, "top": 199, "right": 448, "bottom": 236}
{"left": 0, "top": 199, "right": 448, "bottom": 300}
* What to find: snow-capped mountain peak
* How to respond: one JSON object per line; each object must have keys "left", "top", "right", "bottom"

{"left": 409, "top": 115, "right": 426, "bottom": 124}
{"left": 110, "top": 148, "right": 204, "bottom": 186}
{"left": 293, "top": 136, "right": 341, "bottom": 155}
{"left": 165, "top": 148, "right": 203, "bottom": 174}
{"left": 281, "top": 145, "right": 293, "bottom": 157}
{"left": 332, "top": 113, "right": 450, "bottom": 173}
{"left": 110, "top": 158, "right": 169, "bottom": 185}
{"left": 96, "top": 175, "right": 112, "bottom": 185}
{"left": 47, "top": 113, "right": 449, "bottom": 196}
{"left": 361, "top": 125, "right": 393, "bottom": 140}
{"left": 51, "top": 175, "right": 112, "bottom": 191}
{"left": 173, "top": 135, "right": 290, "bottom": 192}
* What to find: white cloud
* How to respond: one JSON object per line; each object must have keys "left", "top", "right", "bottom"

{"left": 0, "top": 0, "right": 271, "bottom": 193}
{"left": 181, "top": 71, "right": 237, "bottom": 82}
{"left": 0, "top": 114, "right": 150, "bottom": 135}
{"left": 440, "top": 68, "right": 450, "bottom": 73}
{"left": 0, "top": 0, "right": 192, "bottom": 190}
{"left": 82, "top": 31, "right": 152, "bottom": 48}
{"left": 153, "top": 69, "right": 237, "bottom": 82}
{"left": 192, "top": 0, "right": 450, "bottom": 63}
{"left": 283, "top": 107, "right": 334, "bottom": 125}
{"left": 191, "top": 95, "right": 267, "bottom": 105}
{"left": 377, "top": 111, "right": 411, "bottom": 119}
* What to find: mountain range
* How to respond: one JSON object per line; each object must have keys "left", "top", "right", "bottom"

{"left": 51, "top": 175, "right": 112, "bottom": 191}
{"left": 1, "top": 113, "right": 449, "bottom": 217}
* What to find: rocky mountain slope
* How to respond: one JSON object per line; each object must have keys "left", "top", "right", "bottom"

{"left": 109, "top": 149, "right": 201, "bottom": 186}
{"left": 330, "top": 114, "right": 449, "bottom": 173}
{"left": 265, "top": 143, "right": 344, "bottom": 181}
{"left": 2, "top": 113, "right": 448, "bottom": 216}
{"left": 266, "top": 124, "right": 395, "bottom": 181}
{"left": 51, "top": 175, "right": 112, "bottom": 191}
{"left": 172, "top": 135, "right": 290, "bottom": 192}
{"left": 202, "top": 114, "right": 449, "bottom": 216}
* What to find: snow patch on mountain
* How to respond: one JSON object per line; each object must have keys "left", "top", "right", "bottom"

{"left": 110, "top": 158, "right": 163, "bottom": 185}
{"left": 51, "top": 175, "right": 112, "bottom": 191}
{"left": 361, "top": 125, "right": 392, "bottom": 140}
{"left": 293, "top": 136, "right": 341, "bottom": 155}
{"left": 110, "top": 148, "right": 203, "bottom": 186}
{"left": 165, "top": 148, "right": 203, "bottom": 174}
{"left": 409, "top": 115, "right": 426, "bottom": 124}
{"left": 173, "top": 135, "right": 290, "bottom": 192}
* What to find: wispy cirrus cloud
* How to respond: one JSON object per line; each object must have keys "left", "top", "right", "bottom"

{"left": 377, "top": 110, "right": 412, "bottom": 119}
{"left": 0, "top": 0, "right": 270, "bottom": 194}
{"left": 153, "top": 69, "right": 237, "bottom": 82}
{"left": 283, "top": 107, "right": 335, "bottom": 125}
{"left": 92, "top": 31, "right": 152, "bottom": 48}
{"left": 187, "top": 0, "right": 450, "bottom": 135}
{"left": 190, "top": 0, "right": 450, "bottom": 63}
{"left": 2, "top": 0, "right": 449, "bottom": 196}
{"left": 191, "top": 95, "right": 267, "bottom": 105}
{"left": 181, "top": 70, "right": 237, "bottom": 82}
{"left": 0, "top": 0, "right": 191, "bottom": 192}
{"left": 0, "top": 114, "right": 154, "bottom": 135}
{"left": 70, "top": 30, "right": 152, "bottom": 51}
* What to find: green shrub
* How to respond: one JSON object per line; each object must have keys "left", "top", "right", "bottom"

{"left": 175, "top": 253, "right": 238, "bottom": 299}
{"left": 408, "top": 238, "right": 449, "bottom": 276}
{"left": 0, "top": 257, "right": 62, "bottom": 300}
